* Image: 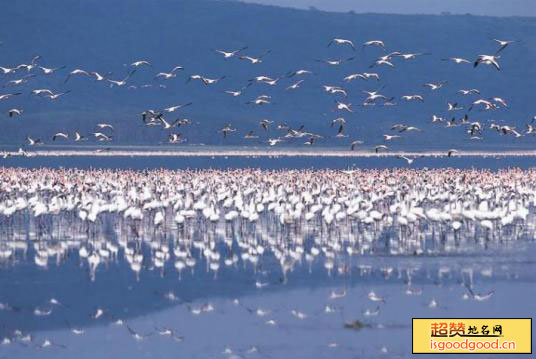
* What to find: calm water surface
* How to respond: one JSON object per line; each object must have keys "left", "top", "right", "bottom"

{"left": 0, "top": 155, "right": 534, "bottom": 359}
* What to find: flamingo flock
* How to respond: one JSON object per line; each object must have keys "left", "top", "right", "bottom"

{"left": 0, "top": 167, "right": 534, "bottom": 280}
{"left": 0, "top": 34, "right": 531, "bottom": 157}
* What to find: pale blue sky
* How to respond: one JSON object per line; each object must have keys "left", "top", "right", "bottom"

{"left": 239, "top": 0, "right": 535, "bottom": 16}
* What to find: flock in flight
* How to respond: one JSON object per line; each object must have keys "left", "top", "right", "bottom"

{"left": 0, "top": 37, "right": 532, "bottom": 161}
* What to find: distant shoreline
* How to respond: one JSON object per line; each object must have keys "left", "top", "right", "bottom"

{"left": 4, "top": 146, "right": 536, "bottom": 158}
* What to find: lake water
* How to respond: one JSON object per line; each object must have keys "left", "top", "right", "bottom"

{"left": 1, "top": 152, "right": 535, "bottom": 170}
{"left": 0, "top": 154, "right": 534, "bottom": 359}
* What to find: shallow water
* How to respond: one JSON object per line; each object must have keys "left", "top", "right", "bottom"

{"left": 0, "top": 230, "right": 535, "bottom": 358}
{"left": 1, "top": 153, "right": 534, "bottom": 170}
{"left": 0, "top": 156, "right": 535, "bottom": 358}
